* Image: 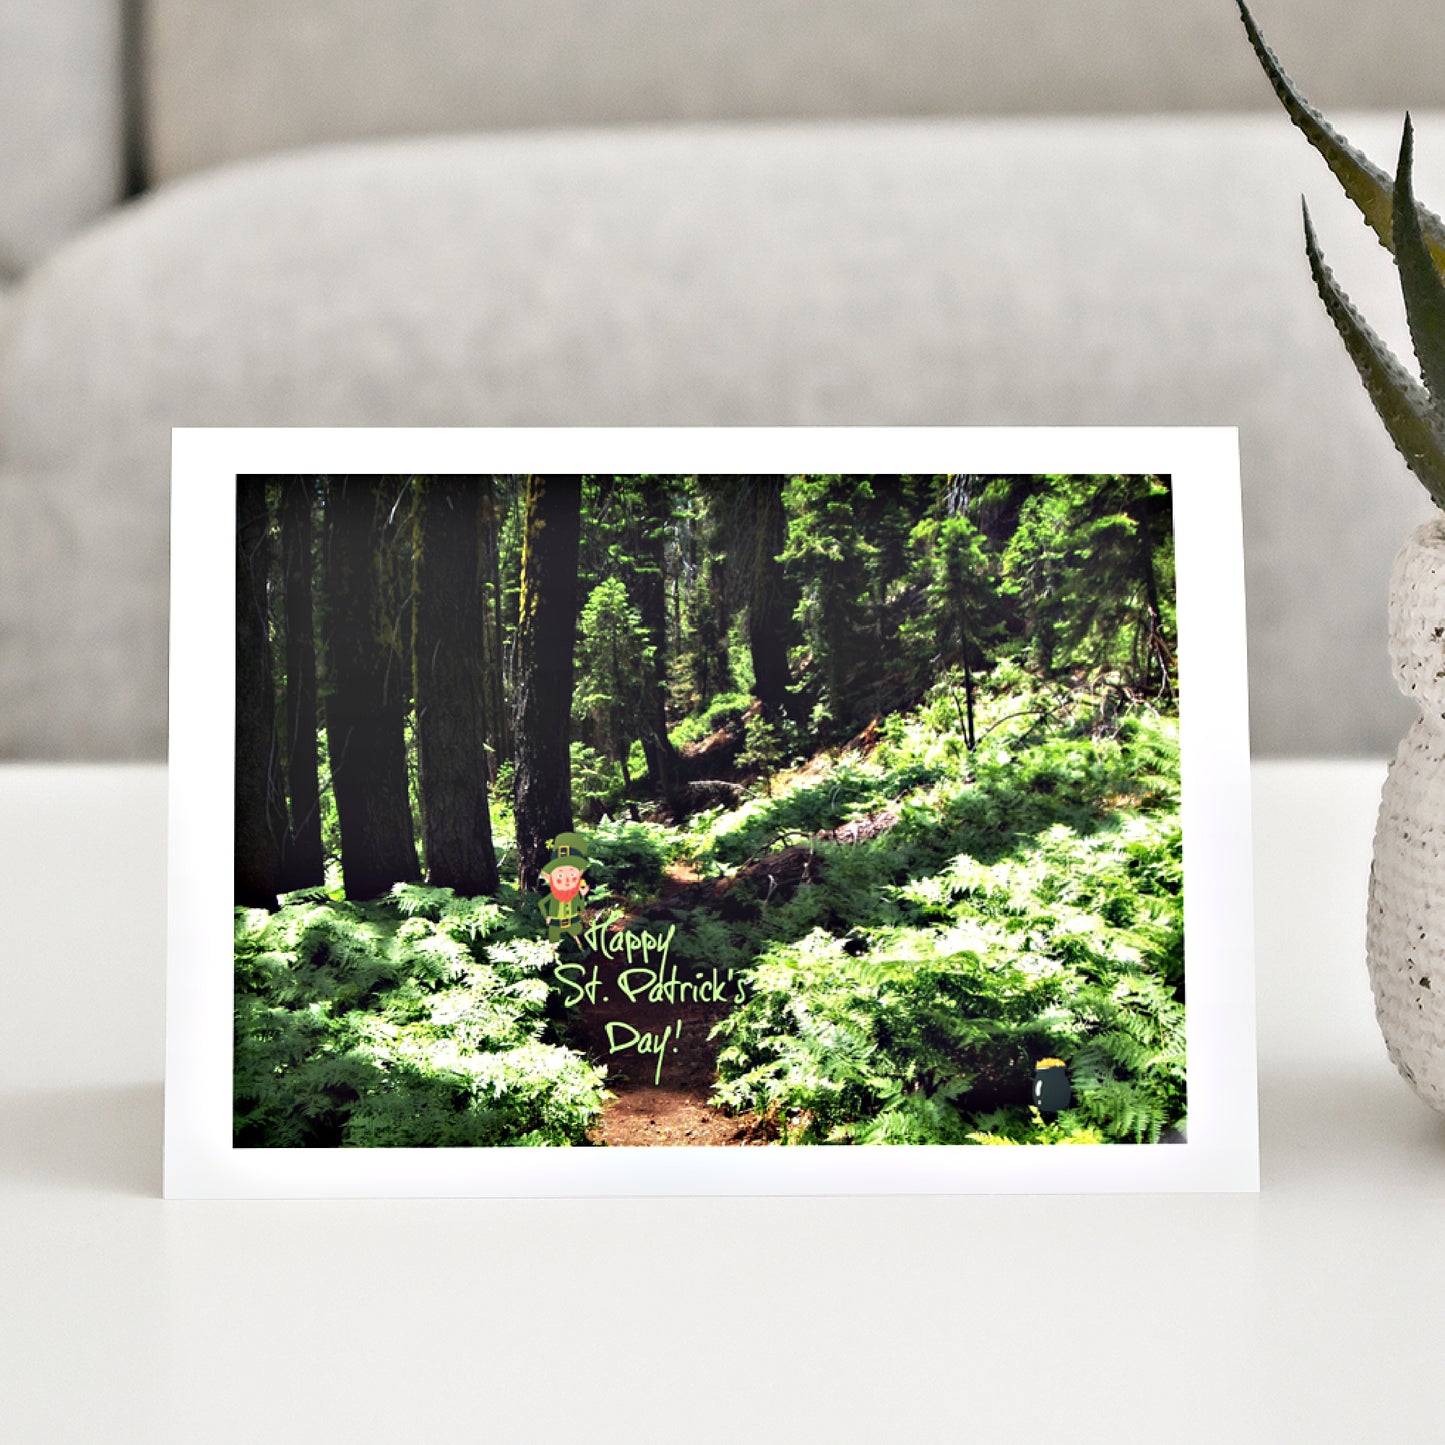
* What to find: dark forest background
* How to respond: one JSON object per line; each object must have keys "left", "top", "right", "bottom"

{"left": 234, "top": 474, "right": 1183, "bottom": 1148}
{"left": 236, "top": 474, "right": 1174, "bottom": 907}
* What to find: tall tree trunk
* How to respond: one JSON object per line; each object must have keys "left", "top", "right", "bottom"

{"left": 747, "top": 476, "right": 794, "bottom": 719}
{"left": 1133, "top": 495, "right": 1175, "bottom": 698}
{"left": 670, "top": 556, "right": 682, "bottom": 660}
{"left": 321, "top": 477, "right": 421, "bottom": 901}
{"left": 501, "top": 477, "right": 526, "bottom": 744}
{"left": 478, "top": 478, "right": 511, "bottom": 770}
{"left": 822, "top": 557, "right": 848, "bottom": 714}
{"left": 277, "top": 477, "right": 325, "bottom": 891}
{"left": 513, "top": 475, "right": 583, "bottom": 891}
{"left": 636, "top": 480, "right": 679, "bottom": 800}
{"left": 414, "top": 477, "right": 499, "bottom": 895}
{"left": 961, "top": 627, "right": 977, "bottom": 752}
{"left": 235, "top": 477, "right": 283, "bottom": 908}
{"left": 690, "top": 553, "right": 734, "bottom": 706}
{"left": 709, "top": 556, "right": 733, "bottom": 683}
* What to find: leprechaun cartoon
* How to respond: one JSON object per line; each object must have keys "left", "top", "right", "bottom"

{"left": 538, "top": 832, "right": 591, "bottom": 944}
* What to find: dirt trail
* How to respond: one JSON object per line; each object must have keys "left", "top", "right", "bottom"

{"left": 564, "top": 725, "right": 902, "bottom": 1145}
{"left": 565, "top": 964, "right": 770, "bottom": 1146}
{"left": 562, "top": 801, "right": 893, "bottom": 1147}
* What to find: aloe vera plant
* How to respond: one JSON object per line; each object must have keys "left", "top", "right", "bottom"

{"left": 1239, "top": 0, "right": 1445, "bottom": 508}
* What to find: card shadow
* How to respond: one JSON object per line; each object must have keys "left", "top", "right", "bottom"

{"left": 0, "top": 1083, "right": 164, "bottom": 1198}
{"left": 1258, "top": 1065, "right": 1445, "bottom": 1191}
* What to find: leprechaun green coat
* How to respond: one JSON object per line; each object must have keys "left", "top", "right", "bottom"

{"left": 539, "top": 893, "right": 585, "bottom": 940}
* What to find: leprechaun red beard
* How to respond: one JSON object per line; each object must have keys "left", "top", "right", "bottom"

{"left": 548, "top": 866, "right": 583, "bottom": 902}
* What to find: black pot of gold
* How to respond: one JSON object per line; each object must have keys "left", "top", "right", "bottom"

{"left": 1033, "top": 1058, "right": 1071, "bottom": 1113}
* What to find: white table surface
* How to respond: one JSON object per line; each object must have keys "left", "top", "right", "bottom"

{"left": 2, "top": 761, "right": 1442, "bottom": 1443}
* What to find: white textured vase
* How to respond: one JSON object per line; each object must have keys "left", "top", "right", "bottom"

{"left": 1367, "top": 518, "right": 1445, "bottom": 1111}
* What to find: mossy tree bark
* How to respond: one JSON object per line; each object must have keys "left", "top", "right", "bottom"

{"left": 1125, "top": 476, "right": 1177, "bottom": 697}
{"left": 513, "top": 474, "right": 583, "bottom": 891}
{"left": 321, "top": 476, "right": 421, "bottom": 901}
{"left": 477, "top": 478, "right": 511, "bottom": 771}
{"left": 235, "top": 476, "right": 283, "bottom": 908}
{"left": 414, "top": 476, "right": 499, "bottom": 896}
{"left": 636, "top": 479, "right": 679, "bottom": 802}
{"left": 277, "top": 476, "right": 325, "bottom": 891}
{"left": 689, "top": 479, "right": 735, "bottom": 707}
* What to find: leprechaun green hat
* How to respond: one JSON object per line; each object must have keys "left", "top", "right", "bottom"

{"left": 539, "top": 832, "right": 592, "bottom": 875}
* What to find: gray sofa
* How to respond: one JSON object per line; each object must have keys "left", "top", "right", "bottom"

{"left": 3, "top": 0, "right": 1441, "bottom": 759}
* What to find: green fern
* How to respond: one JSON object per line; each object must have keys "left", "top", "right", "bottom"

{"left": 707, "top": 704, "right": 1184, "bottom": 1145}
{"left": 234, "top": 895, "right": 608, "bottom": 1147}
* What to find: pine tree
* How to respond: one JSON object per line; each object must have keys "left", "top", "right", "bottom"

{"left": 1055, "top": 474, "right": 1176, "bottom": 696}
{"left": 783, "top": 474, "right": 878, "bottom": 724}
{"left": 746, "top": 475, "right": 796, "bottom": 719}
{"left": 574, "top": 576, "right": 648, "bottom": 785}
{"left": 1001, "top": 485, "right": 1070, "bottom": 677}
{"left": 1002, "top": 475, "right": 1175, "bottom": 694}
{"left": 909, "top": 496, "right": 1000, "bottom": 750}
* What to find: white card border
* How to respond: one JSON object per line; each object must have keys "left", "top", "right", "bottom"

{"left": 166, "top": 426, "right": 1257, "bottom": 1197}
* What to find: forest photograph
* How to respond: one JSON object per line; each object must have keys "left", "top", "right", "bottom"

{"left": 234, "top": 473, "right": 1183, "bottom": 1149}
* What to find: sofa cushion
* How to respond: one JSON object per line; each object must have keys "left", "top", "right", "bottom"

{"left": 0, "top": 0, "right": 125, "bottom": 276}
{"left": 0, "top": 114, "right": 1434, "bottom": 757}
{"left": 142, "top": 0, "right": 1442, "bottom": 183}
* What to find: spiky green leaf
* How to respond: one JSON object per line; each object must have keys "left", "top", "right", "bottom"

{"left": 1238, "top": 0, "right": 1445, "bottom": 273}
{"left": 1393, "top": 117, "right": 1445, "bottom": 414}
{"left": 1303, "top": 199, "right": 1445, "bottom": 508}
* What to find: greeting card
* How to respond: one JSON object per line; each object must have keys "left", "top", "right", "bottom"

{"left": 166, "top": 428, "right": 1257, "bottom": 1195}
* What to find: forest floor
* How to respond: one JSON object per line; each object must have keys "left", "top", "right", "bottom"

{"left": 564, "top": 861, "right": 776, "bottom": 1146}
{"left": 567, "top": 737, "right": 899, "bottom": 1146}
{"left": 568, "top": 982, "right": 771, "bottom": 1146}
